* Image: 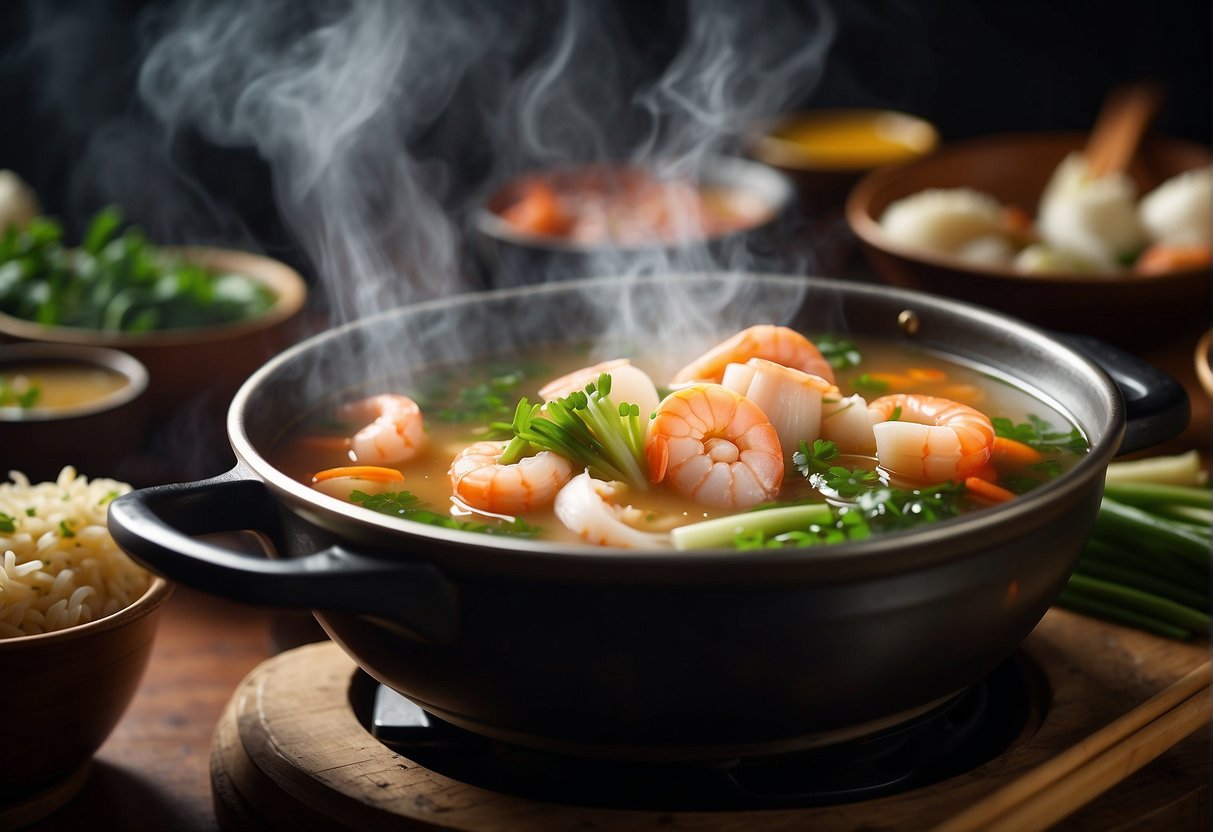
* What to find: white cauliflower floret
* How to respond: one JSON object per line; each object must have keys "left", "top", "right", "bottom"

{"left": 879, "top": 188, "right": 1010, "bottom": 256}
{"left": 1138, "top": 166, "right": 1211, "bottom": 247}
{"left": 1036, "top": 152, "right": 1144, "bottom": 270}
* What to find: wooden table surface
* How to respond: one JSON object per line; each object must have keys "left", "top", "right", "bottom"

{"left": 15, "top": 320, "right": 1211, "bottom": 832}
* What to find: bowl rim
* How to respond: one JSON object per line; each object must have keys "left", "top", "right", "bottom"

{"left": 0, "top": 575, "right": 172, "bottom": 649}
{"left": 844, "top": 130, "right": 1212, "bottom": 286}
{"left": 0, "top": 246, "right": 308, "bottom": 347}
{"left": 0, "top": 342, "right": 149, "bottom": 422}
{"left": 750, "top": 107, "right": 941, "bottom": 172}
{"left": 471, "top": 156, "right": 796, "bottom": 254}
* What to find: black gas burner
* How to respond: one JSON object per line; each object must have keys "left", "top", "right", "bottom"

{"left": 357, "top": 657, "right": 1036, "bottom": 812}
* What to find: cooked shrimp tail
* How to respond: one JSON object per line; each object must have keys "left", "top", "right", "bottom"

{"left": 449, "top": 439, "right": 575, "bottom": 515}
{"left": 647, "top": 383, "right": 783, "bottom": 509}
{"left": 868, "top": 394, "right": 995, "bottom": 482}
{"left": 342, "top": 394, "right": 428, "bottom": 465}
{"left": 672, "top": 325, "right": 835, "bottom": 385}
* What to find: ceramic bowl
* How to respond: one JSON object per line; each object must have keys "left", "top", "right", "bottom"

{"left": 0, "top": 343, "right": 149, "bottom": 482}
{"left": 0, "top": 576, "right": 172, "bottom": 826}
{"left": 0, "top": 247, "right": 308, "bottom": 421}
{"left": 750, "top": 108, "right": 940, "bottom": 216}
{"left": 845, "top": 132, "right": 1211, "bottom": 344}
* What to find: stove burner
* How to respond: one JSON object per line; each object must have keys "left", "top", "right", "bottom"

{"left": 357, "top": 657, "right": 1037, "bottom": 811}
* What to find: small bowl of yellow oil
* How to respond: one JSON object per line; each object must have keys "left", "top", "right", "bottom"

{"left": 750, "top": 108, "right": 939, "bottom": 215}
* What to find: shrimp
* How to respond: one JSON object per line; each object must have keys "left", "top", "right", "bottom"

{"left": 868, "top": 394, "right": 995, "bottom": 482}
{"left": 342, "top": 394, "right": 427, "bottom": 465}
{"left": 670, "top": 325, "right": 835, "bottom": 386}
{"left": 448, "top": 439, "right": 575, "bottom": 515}
{"left": 554, "top": 470, "right": 671, "bottom": 548}
{"left": 646, "top": 383, "right": 783, "bottom": 509}
{"left": 539, "top": 358, "right": 660, "bottom": 418}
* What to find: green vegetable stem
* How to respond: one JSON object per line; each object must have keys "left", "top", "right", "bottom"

{"left": 1057, "top": 454, "right": 1211, "bottom": 640}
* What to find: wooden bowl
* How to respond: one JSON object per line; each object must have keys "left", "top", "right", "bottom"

{"left": 845, "top": 132, "right": 1211, "bottom": 344}
{"left": 0, "top": 343, "right": 150, "bottom": 482}
{"left": 751, "top": 108, "right": 939, "bottom": 216}
{"left": 0, "top": 248, "right": 308, "bottom": 421}
{"left": 0, "top": 576, "right": 172, "bottom": 825}
{"left": 1196, "top": 329, "right": 1213, "bottom": 398}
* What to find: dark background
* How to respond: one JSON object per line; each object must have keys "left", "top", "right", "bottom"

{"left": 1, "top": 0, "right": 1209, "bottom": 284}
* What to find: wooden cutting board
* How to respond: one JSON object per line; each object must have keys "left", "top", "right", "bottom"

{"left": 210, "top": 609, "right": 1209, "bottom": 831}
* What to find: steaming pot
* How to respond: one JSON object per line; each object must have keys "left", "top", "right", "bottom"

{"left": 108, "top": 274, "right": 1187, "bottom": 761}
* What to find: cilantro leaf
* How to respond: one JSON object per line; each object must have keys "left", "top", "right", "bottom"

{"left": 851, "top": 373, "right": 889, "bottom": 396}
{"left": 348, "top": 489, "right": 541, "bottom": 538}
{"left": 992, "top": 415, "right": 1089, "bottom": 454}
{"left": 813, "top": 335, "right": 863, "bottom": 369}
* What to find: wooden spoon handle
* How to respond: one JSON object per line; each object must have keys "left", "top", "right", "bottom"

{"left": 1085, "top": 82, "right": 1165, "bottom": 178}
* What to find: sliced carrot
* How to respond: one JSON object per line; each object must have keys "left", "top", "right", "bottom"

{"left": 865, "top": 372, "right": 912, "bottom": 390}
{"left": 964, "top": 476, "right": 1016, "bottom": 503}
{"left": 907, "top": 367, "right": 948, "bottom": 383}
{"left": 500, "top": 182, "right": 571, "bottom": 237}
{"left": 966, "top": 463, "right": 999, "bottom": 482}
{"left": 938, "top": 384, "right": 984, "bottom": 404}
{"left": 1001, "top": 204, "right": 1036, "bottom": 245}
{"left": 991, "top": 435, "right": 1043, "bottom": 466}
{"left": 312, "top": 466, "right": 405, "bottom": 484}
{"left": 1136, "top": 243, "right": 1212, "bottom": 275}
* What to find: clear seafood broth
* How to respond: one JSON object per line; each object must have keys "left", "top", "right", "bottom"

{"left": 270, "top": 331, "right": 1088, "bottom": 549}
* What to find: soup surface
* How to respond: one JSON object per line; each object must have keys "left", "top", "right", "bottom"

{"left": 271, "top": 329, "right": 1088, "bottom": 550}
{"left": 0, "top": 362, "right": 130, "bottom": 413}
{"left": 491, "top": 166, "right": 773, "bottom": 246}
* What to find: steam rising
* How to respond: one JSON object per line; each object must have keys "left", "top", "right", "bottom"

{"left": 20, "top": 1, "right": 844, "bottom": 399}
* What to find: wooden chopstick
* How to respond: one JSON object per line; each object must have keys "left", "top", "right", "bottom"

{"left": 1084, "top": 82, "right": 1164, "bottom": 179}
{"left": 931, "top": 660, "right": 1211, "bottom": 832}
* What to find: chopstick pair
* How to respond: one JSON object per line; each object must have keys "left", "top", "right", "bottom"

{"left": 931, "top": 660, "right": 1211, "bottom": 832}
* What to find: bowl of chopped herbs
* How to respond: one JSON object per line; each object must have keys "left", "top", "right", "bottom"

{"left": 0, "top": 206, "right": 308, "bottom": 419}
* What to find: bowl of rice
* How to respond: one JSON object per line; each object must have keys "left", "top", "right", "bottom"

{"left": 0, "top": 467, "right": 171, "bottom": 824}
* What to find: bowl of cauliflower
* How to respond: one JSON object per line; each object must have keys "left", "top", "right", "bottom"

{"left": 845, "top": 132, "right": 1210, "bottom": 344}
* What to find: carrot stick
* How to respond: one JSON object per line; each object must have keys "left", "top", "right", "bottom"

{"left": 907, "top": 367, "right": 948, "bottom": 383}
{"left": 965, "top": 476, "right": 1017, "bottom": 503}
{"left": 312, "top": 466, "right": 405, "bottom": 484}
{"left": 992, "top": 435, "right": 1044, "bottom": 466}
{"left": 967, "top": 463, "right": 999, "bottom": 482}
{"left": 1136, "top": 243, "right": 1211, "bottom": 275}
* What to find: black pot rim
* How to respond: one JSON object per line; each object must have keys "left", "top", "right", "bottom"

{"left": 227, "top": 273, "right": 1122, "bottom": 581}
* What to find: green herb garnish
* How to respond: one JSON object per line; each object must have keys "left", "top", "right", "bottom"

{"left": 0, "top": 207, "right": 277, "bottom": 332}
{"left": 814, "top": 335, "right": 863, "bottom": 369}
{"left": 851, "top": 373, "right": 889, "bottom": 396}
{"left": 58, "top": 520, "right": 75, "bottom": 538}
{"left": 349, "top": 489, "right": 541, "bottom": 538}
{"left": 0, "top": 511, "right": 15, "bottom": 532}
{"left": 993, "top": 415, "right": 1088, "bottom": 454}
{"left": 505, "top": 373, "right": 648, "bottom": 490}
{"left": 0, "top": 375, "right": 40, "bottom": 408}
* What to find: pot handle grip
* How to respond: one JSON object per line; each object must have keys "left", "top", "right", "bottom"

{"left": 1058, "top": 334, "right": 1190, "bottom": 456}
{"left": 107, "top": 467, "right": 458, "bottom": 643}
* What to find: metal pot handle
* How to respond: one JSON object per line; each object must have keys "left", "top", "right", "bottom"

{"left": 1058, "top": 334, "right": 1190, "bottom": 455}
{"left": 107, "top": 467, "right": 458, "bottom": 643}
